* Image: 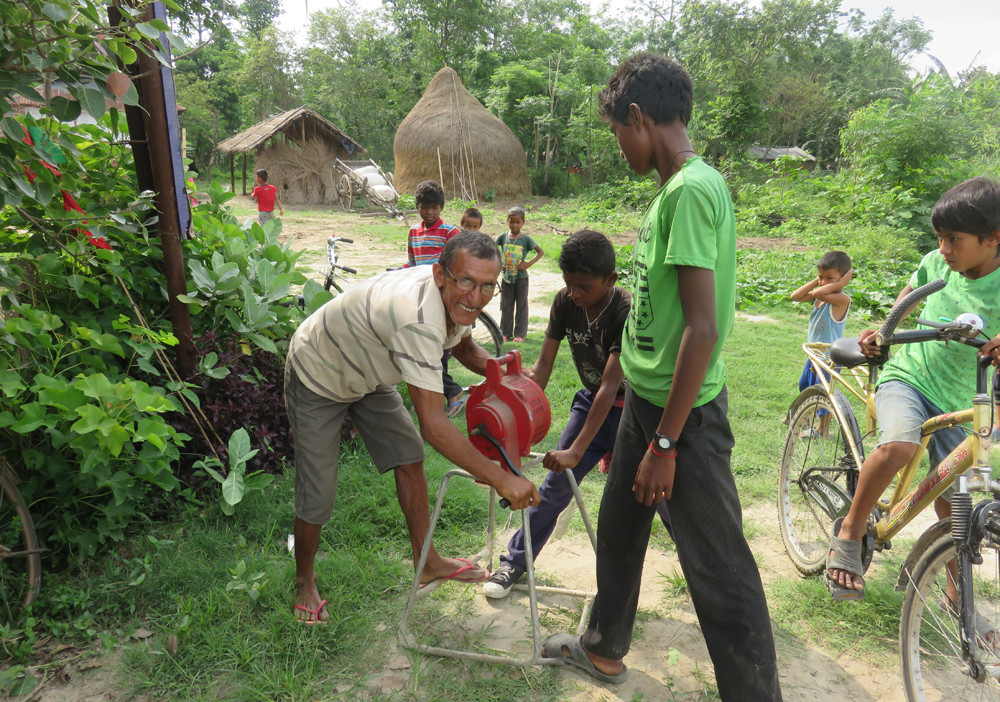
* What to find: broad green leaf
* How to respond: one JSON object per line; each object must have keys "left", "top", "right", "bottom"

{"left": 107, "top": 470, "right": 134, "bottom": 504}
{"left": 244, "top": 473, "right": 274, "bottom": 491}
{"left": 49, "top": 96, "right": 82, "bottom": 122}
{"left": 202, "top": 465, "right": 225, "bottom": 484}
{"left": 71, "top": 404, "right": 104, "bottom": 433}
{"left": 42, "top": 2, "right": 69, "bottom": 22}
{"left": 228, "top": 428, "right": 252, "bottom": 467}
{"left": 135, "top": 22, "right": 162, "bottom": 39}
{"left": 12, "top": 403, "right": 48, "bottom": 433}
{"left": 249, "top": 333, "right": 278, "bottom": 354}
{"left": 75, "top": 373, "right": 113, "bottom": 399}
{"left": 102, "top": 424, "right": 129, "bottom": 457}
{"left": 76, "top": 86, "right": 107, "bottom": 122}
{"left": 221, "top": 471, "right": 245, "bottom": 506}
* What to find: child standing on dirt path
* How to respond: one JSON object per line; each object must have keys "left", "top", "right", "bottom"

{"left": 540, "top": 53, "right": 782, "bottom": 700}
{"left": 251, "top": 168, "right": 283, "bottom": 226}
{"left": 402, "top": 181, "right": 465, "bottom": 415}
{"left": 496, "top": 206, "right": 543, "bottom": 343}
{"left": 483, "top": 229, "right": 671, "bottom": 600}
{"left": 789, "top": 251, "right": 853, "bottom": 436}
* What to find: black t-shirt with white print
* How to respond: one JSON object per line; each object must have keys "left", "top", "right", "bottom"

{"left": 545, "top": 286, "right": 631, "bottom": 396}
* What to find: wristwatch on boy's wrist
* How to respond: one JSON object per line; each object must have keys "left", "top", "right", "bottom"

{"left": 653, "top": 432, "right": 676, "bottom": 452}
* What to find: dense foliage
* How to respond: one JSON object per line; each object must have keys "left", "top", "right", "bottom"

{"left": 0, "top": 1, "right": 319, "bottom": 564}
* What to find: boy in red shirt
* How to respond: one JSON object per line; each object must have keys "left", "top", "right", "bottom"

{"left": 251, "top": 168, "right": 283, "bottom": 225}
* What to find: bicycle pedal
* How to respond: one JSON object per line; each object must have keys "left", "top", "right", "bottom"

{"left": 825, "top": 574, "right": 864, "bottom": 601}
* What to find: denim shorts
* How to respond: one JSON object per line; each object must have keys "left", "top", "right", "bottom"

{"left": 875, "top": 380, "right": 967, "bottom": 496}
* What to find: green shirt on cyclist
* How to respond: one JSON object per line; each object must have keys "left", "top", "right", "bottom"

{"left": 826, "top": 176, "right": 1000, "bottom": 601}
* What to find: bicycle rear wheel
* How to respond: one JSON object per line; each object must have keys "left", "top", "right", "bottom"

{"left": 778, "top": 385, "right": 863, "bottom": 575}
{"left": 900, "top": 533, "right": 1000, "bottom": 701}
{"left": 0, "top": 460, "right": 41, "bottom": 619}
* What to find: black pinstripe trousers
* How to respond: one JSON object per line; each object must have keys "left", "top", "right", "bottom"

{"left": 582, "top": 386, "right": 782, "bottom": 701}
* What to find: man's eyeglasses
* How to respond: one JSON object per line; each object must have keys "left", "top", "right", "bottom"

{"left": 442, "top": 266, "right": 498, "bottom": 296}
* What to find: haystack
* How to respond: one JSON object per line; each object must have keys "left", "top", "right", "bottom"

{"left": 394, "top": 67, "right": 530, "bottom": 201}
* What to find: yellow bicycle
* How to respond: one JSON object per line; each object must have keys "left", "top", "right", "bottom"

{"left": 777, "top": 278, "right": 1000, "bottom": 699}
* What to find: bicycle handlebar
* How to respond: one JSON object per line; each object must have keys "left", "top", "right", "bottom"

{"left": 887, "top": 328, "right": 988, "bottom": 349}
{"left": 876, "top": 278, "right": 946, "bottom": 345}
{"left": 335, "top": 264, "right": 357, "bottom": 274}
{"left": 329, "top": 236, "right": 353, "bottom": 244}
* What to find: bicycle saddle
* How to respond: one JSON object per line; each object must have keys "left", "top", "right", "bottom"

{"left": 829, "top": 336, "right": 873, "bottom": 368}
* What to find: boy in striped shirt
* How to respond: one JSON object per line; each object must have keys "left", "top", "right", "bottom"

{"left": 404, "top": 180, "right": 459, "bottom": 267}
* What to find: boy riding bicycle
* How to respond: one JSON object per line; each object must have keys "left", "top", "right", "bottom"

{"left": 827, "top": 177, "right": 1000, "bottom": 601}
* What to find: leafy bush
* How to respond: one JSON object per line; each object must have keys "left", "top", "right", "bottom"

{"left": 171, "top": 331, "right": 291, "bottom": 482}
{"left": 0, "top": 112, "right": 314, "bottom": 563}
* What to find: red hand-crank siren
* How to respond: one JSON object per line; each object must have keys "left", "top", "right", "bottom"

{"left": 466, "top": 350, "right": 550, "bottom": 470}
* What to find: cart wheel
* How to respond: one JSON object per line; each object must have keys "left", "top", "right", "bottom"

{"left": 337, "top": 174, "right": 353, "bottom": 210}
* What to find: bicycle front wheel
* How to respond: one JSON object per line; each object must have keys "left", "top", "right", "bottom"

{"left": 472, "top": 312, "right": 504, "bottom": 358}
{"left": 778, "top": 385, "right": 863, "bottom": 575}
{"left": 900, "top": 533, "right": 1000, "bottom": 701}
{"left": 0, "top": 461, "right": 41, "bottom": 620}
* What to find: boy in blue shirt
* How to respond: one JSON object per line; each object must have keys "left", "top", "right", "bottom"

{"left": 789, "top": 250, "right": 852, "bottom": 436}
{"left": 827, "top": 177, "right": 1000, "bottom": 602}
{"left": 540, "top": 54, "right": 781, "bottom": 700}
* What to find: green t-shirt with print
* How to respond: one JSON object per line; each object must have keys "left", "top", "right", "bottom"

{"left": 879, "top": 250, "right": 1000, "bottom": 413}
{"left": 496, "top": 232, "right": 538, "bottom": 283}
{"left": 620, "top": 158, "right": 736, "bottom": 408}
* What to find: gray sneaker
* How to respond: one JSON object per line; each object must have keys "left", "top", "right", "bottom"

{"left": 483, "top": 563, "right": 524, "bottom": 599}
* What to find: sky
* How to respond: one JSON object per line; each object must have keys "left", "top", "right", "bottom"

{"left": 277, "top": 0, "right": 1000, "bottom": 76}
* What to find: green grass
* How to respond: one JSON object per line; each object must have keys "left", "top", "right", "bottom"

{"left": 10, "top": 200, "right": 935, "bottom": 698}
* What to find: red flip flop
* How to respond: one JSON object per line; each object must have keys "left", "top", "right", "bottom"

{"left": 419, "top": 558, "right": 490, "bottom": 588}
{"left": 293, "top": 598, "right": 328, "bottom": 625}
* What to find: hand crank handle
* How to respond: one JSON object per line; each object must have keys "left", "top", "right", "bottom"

{"left": 470, "top": 424, "right": 524, "bottom": 510}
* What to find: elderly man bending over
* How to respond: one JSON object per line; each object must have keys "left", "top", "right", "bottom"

{"left": 285, "top": 231, "right": 540, "bottom": 624}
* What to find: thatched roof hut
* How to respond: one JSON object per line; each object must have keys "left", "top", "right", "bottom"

{"left": 394, "top": 67, "right": 529, "bottom": 201}
{"left": 216, "top": 106, "right": 365, "bottom": 205}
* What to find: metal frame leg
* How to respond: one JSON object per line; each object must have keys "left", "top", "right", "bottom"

{"left": 399, "top": 463, "right": 597, "bottom": 666}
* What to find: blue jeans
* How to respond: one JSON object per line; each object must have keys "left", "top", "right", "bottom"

{"left": 501, "top": 389, "right": 672, "bottom": 572}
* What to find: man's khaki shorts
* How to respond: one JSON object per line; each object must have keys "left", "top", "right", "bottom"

{"left": 284, "top": 367, "right": 425, "bottom": 524}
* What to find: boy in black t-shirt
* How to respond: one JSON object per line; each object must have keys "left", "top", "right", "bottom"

{"left": 484, "top": 229, "right": 671, "bottom": 598}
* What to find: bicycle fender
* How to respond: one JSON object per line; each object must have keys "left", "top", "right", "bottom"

{"left": 895, "top": 518, "right": 951, "bottom": 592}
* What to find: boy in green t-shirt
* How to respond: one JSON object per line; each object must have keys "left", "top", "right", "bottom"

{"left": 827, "top": 177, "right": 1000, "bottom": 604}
{"left": 496, "top": 206, "right": 543, "bottom": 342}
{"left": 540, "top": 54, "right": 781, "bottom": 700}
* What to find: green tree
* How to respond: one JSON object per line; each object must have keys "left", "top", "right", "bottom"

{"left": 240, "top": 0, "right": 282, "bottom": 37}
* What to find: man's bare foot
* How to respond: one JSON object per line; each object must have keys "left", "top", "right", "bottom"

{"left": 293, "top": 578, "right": 329, "bottom": 624}
{"left": 419, "top": 556, "right": 489, "bottom": 585}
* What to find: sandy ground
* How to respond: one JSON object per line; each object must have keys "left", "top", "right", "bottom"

{"left": 28, "top": 203, "right": 930, "bottom": 700}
